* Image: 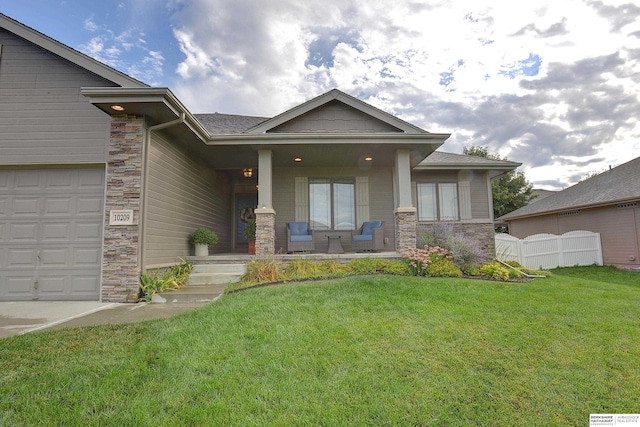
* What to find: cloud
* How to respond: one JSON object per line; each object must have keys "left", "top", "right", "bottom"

{"left": 79, "top": 18, "right": 165, "bottom": 85}
{"left": 163, "top": 0, "right": 640, "bottom": 190}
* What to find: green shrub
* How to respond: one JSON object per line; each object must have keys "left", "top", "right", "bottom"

{"left": 401, "top": 246, "right": 454, "bottom": 276}
{"left": 285, "top": 259, "right": 322, "bottom": 280}
{"left": 480, "top": 262, "right": 510, "bottom": 280}
{"left": 426, "top": 258, "right": 463, "bottom": 277}
{"left": 242, "top": 258, "right": 284, "bottom": 284}
{"left": 139, "top": 258, "right": 194, "bottom": 302}
{"left": 418, "top": 222, "right": 487, "bottom": 272}
{"left": 347, "top": 258, "right": 408, "bottom": 275}
{"left": 189, "top": 228, "right": 219, "bottom": 246}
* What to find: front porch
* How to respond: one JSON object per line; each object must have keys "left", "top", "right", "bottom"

{"left": 190, "top": 251, "right": 402, "bottom": 264}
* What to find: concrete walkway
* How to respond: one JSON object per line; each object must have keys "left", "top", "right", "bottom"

{"left": 0, "top": 285, "right": 224, "bottom": 338}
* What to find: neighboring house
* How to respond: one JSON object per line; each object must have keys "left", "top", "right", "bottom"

{"left": 500, "top": 157, "right": 640, "bottom": 269}
{"left": 0, "top": 14, "right": 519, "bottom": 303}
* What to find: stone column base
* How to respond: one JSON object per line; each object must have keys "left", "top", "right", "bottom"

{"left": 395, "top": 207, "right": 417, "bottom": 253}
{"left": 255, "top": 208, "right": 276, "bottom": 255}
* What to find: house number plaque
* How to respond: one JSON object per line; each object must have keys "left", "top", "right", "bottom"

{"left": 109, "top": 210, "right": 134, "bottom": 225}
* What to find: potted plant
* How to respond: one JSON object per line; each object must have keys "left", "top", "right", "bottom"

{"left": 190, "top": 228, "right": 218, "bottom": 256}
{"left": 243, "top": 217, "right": 256, "bottom": 254}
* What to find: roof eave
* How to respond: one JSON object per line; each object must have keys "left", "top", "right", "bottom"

{"left": 501, "top": 196, "right": 640, "bottom": 221}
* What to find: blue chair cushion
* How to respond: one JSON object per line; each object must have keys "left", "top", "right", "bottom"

{"left": 289, "top": 222, "right": 309, "bottom": 235}
{"left": 290, "top": 235, "right": 313, "bottom": 242}
{"left": 361, "top": 221, "right": 382, "bottom": 236}
{"left": 352, "top": 234, "right": 373, "bottom": 242}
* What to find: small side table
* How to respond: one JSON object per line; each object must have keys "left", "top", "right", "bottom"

{"left": 327, "top": 236, "right": 344, "bottom": 254}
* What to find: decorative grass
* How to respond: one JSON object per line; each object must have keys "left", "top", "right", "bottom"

{"left": 1, "top": 267, "right": 639, "bottom": 426}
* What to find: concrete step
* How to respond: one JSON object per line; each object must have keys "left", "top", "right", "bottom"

{"left": 186, "top": 263, "right": 247, "bottom": 286}
{"left": 188, "top": 272, "right": 244, "bottom": 285}
{"left": 156, "top": 283, "right": 226, "bottom": 304}
{"left": 192, "top": 264, "right": 247, "bottom": 274}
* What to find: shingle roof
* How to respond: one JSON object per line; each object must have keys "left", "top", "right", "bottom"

{"left": 194, "top": 113, "right": 270, "bottom": 135}
{"left": 416, "top": 151, "right": 521, "bottom": 170}
{"left": 500, "top": 156, "right": 640, "bottom": 220}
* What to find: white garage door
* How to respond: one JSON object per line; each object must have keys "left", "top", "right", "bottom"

{"left": 0, "top": 167, "right": 105, "bottom": 301}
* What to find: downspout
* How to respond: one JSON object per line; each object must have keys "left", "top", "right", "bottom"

{"left": 138, "top": 112, "right": 186, "bottom": 272}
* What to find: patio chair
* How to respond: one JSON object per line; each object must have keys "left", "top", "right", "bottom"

{"left": 351, "top": 220, "right": 384, "bottom": 252}
{"left": 286, "top": 222, "right": 315, "bottom": 253}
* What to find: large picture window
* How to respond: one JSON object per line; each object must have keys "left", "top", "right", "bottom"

{"left": 309, "top": 178, "right": 355, "bottom": 230}
{"left": 417, "top": 183, "right": 459, "bottom": 221}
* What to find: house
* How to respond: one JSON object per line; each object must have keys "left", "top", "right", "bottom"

{"left": 499, "top": 157, "right": 640, "bottom": 269}
{"left": 0, "top": 14, "right": 519, "bottom": 303}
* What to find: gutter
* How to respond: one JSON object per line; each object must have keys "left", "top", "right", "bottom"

{"left": 138, "top": 112, "right": 186, "bottom": 272}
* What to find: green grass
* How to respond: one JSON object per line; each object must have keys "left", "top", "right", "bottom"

{"left": 1, "top": 267, "right": 639, "bottom": 426}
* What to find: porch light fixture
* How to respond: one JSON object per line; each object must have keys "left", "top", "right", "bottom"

{"left": 365, "top": 156, "right": 373, "bottom": 161}
{"left": 243, "top": 168, "right": 253, "bottom": 177}
{"left": 111, "top": 105, "right": 125, "bottom": 112}
{"left": 294, "top": 157, "right": 302, "bottom": 162}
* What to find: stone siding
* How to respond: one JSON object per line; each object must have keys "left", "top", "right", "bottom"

{"left": 394, "top": 209, "right": 417, "bottom": 252}
{"left": 255, "top": 209, "right": 276, "bottom": 255}
{"left": 101, "top": 115, "right": 144, "bottom": 302}
{"left": 417, "top": 222, "right": 496, "bottom": 258}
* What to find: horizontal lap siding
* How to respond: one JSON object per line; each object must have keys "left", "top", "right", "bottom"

{"left": 144, "top": 134, "right": 231, "bottom": 265}
{"left": 0, "top": 29, "right": 114, "bottom": 164}
{"left": 509, "top": 216, "right": 559, "bottom": 238}
{"left": 558, "top": 206, "right": 639, "bottom": 267}
{"left": 273, "top": 166, "right": 394, "bottom": 253}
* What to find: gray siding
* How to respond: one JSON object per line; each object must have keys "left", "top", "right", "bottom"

{"left": 0, "top": 29, "right": 115, "bottom": 165}
{"left": 144, "top": 134, "right": 232, "bottom": 266}
{"left": 268, "top": 100, "right": 402, "bottom": 133}
{"left": 272, "top": 166, "right": 395, "bottom": 253}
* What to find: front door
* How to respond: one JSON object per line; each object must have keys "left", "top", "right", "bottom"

{"left": 234, "top": 194, "right": 257, "bottom": 251}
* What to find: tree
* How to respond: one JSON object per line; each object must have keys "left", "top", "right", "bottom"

{"left": 463, "top": 146, "right": 535, "bottom": 218}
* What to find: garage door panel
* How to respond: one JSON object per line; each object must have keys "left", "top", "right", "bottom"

{"left": 42, "top": 222, "right": 70, "bottom": 241}
{"left": 8, "top": 248, "right": 36, "bottom": 267}
{"left": 8, "top": 223, "right": 38, "bottom": 242}
{"left": 44, "top": 198, "right": 72, "bottom": 215}
{"left": 78, "top": 168, "right": 105, "bottom": 189}
{"left": 40, "top": 248, "right": 68, "bottom": 267}
{"left": 38, "top": 275, "right": 67, "bottom": 295}
{"left": 45, "top": 170, "right": 74, "bottom": 190}
{"left": 77, "top": 197, "right": 103, "bottom": 215}
{"left": 75, "top": 247, "right": 101, "bottom": 265}
{"left": 14, "top": 172, "right": 41, "bottom": 190}
{"left": 75, "top": 222, "right": 103, "bottom": 240}
{"left": 71, "top": 275, "right": 100, "bottom": 294}
{"left": 12, "top": 198, "right": 39, "bottom": 216}
{"left": 0, "top": 167, "right": 104, "bottom": 301}
{"left": 2, "top": 275, "right": 35, "bottom": 299}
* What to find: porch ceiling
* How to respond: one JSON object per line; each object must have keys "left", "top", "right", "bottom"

{"left": 202, "top": 140, "right": 444, "bottom": 169}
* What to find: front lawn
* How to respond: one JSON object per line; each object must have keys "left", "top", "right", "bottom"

{"left": 1, "top": 268, "right": 639, "bottom": 426}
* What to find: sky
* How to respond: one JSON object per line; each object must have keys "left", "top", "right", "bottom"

{"left": 2, "top": 0, "right": 639, "bottom": 190}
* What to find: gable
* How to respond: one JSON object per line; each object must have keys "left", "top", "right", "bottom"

{"left": 267, "top": 100, "right": 403, "bottom": 133}
{"left": 0, "top": 13, "right": 146, "bottom": 88}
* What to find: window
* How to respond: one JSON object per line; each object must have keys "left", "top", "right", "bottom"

{"left": 309, "top": 178, "right": 355, "bottom": 230}
{"left": 417, "top": 183, "right": 459, "bottom": 221}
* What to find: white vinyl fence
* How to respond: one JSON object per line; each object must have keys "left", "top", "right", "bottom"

{"left": 495, "top": 230, "right": 603, "bottom": 270}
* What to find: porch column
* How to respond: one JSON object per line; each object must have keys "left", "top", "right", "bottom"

{"left": 255, "top": 150, "right": 275, "bottom": 254}
{"left": 394, "top": 149, "right": 417, "bottom": 252}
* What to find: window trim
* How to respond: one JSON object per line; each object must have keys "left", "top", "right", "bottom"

{"left": 416, "top": 182, "right": 460, "bottom": 221}
{"left": 309, "top": 177, "right": 356, "bottom": 230}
